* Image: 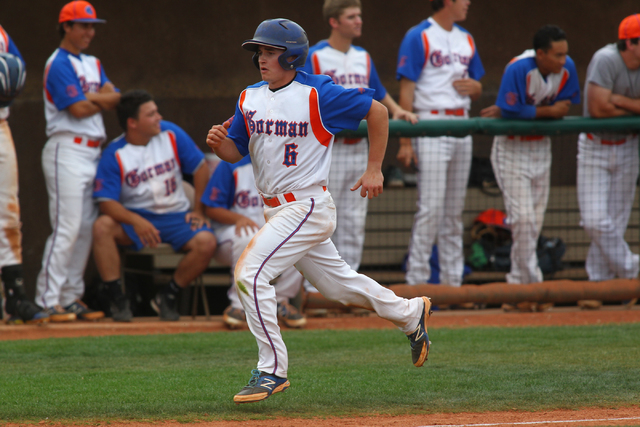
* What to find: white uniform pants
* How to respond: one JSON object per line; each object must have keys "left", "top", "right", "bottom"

{"left": 214, "top": 228, "right": 304, "bottom": 310}
{"left": 406, "top": 131, "right": 472, "bottom": 287}
{"left": 577, "top": 132, "right": 639, "bottom": 280}
{"left": 235, "top": 189, "right": 423, "bottom": 378}
{"left": 491, "top": 136, "right": 551, "bottom": 284}
{"left": 0, "top": 120, "right": 22, "bottom": 267}
{"left": 36, "top": 134, "right": 100, "bottom": 308}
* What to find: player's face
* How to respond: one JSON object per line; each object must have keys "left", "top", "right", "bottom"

{"left": 450, "top": 0, "right": 470, "bottom": 22}
{"left": 333, "top": 7, "right": 362, "bottom": 39}
{"left": 64, "top": 22, "right": 95, "bottom": 52}
{"left": 256, "top": 46, "right": 294, "bottom": 88}
{"left": 133, "top": 101, "right": 163, "bottom": 137}
{"left": 536, "top": 40, "right": 568, "bottom": 76}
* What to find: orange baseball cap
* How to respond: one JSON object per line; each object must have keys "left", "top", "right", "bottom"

{"left": 59, "top": 1, "right": 106, "bottom": 24}
{"left": 618, "top": 14, "right": 640, "bottom": 40}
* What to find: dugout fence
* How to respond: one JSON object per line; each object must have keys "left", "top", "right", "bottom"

{"left": 334, "top": 117, "right": 640, "bottom": 288}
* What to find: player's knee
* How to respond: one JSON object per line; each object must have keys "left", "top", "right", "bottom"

{"left": 92, "top": 215, "right": 118, "bottom": 241}
{"left": 582, "top": 215, "right": 613, "bottom": 233}
{"left": 193, "top": 231, "right": 217, "bottom": 257}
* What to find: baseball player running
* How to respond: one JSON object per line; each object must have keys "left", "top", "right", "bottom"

{"left": 36, "top": 1, "right": 120, "bottom": 322}
{"left": 0, "top": 26, "right": 49, "bottom": 324}
{"left": 396, "top": 0, "right": 484, "bottom": 287}
{"left": 93, "top": 90, "right": 216, "bottom": 322}
{"left": 577, "top": 14, "right": 640, "bottom": 288}
{"left": 206, "top": 18, "right": 432, "bottom": 404}
{"left": 480, "top": 25, "right": 580, "bottom": 311}
{"left": 202, "top": 153, "right": 306, "bottom": 329}
{"left": 300, "top": 0, "right": 417, "bottom": 285}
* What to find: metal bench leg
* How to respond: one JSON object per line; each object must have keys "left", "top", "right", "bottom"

{"left": 191, "top": 275, "right": 210, "bottom": 320}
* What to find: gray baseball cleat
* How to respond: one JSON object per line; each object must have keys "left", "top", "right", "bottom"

{"left": 407, "top": 296, "right": 432, "bottom": 367}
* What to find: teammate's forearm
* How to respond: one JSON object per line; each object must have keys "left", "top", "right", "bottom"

{"left": 192, "top": 163, "right": 210, "bottom": 215}
{"left": 85, "top": 92, "right": 121, "bottom": 111}
{"left": 610, "top": 96, "right": 640, "bottom": 115}
{"left": 205, "top": 207, "right": 245, "bottom": 225}
{"left": 98, "top": 200, "right": 144, "bottom": 226}
{"left": 67, "top": 99, "right": 102, "bottom": 118}
{"left": 398, "top": 78, "right": 416, "bottom": 112}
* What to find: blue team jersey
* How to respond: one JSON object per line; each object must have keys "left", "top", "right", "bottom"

{"left": 496, "top": 50, "right": 581, "bottom": 119}
{"left": 94, "top": 120, "right": 205, "bottom": 214}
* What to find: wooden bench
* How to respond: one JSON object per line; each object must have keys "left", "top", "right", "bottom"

{"left": 360, "top": 186, "right": 640, "bottom": 284}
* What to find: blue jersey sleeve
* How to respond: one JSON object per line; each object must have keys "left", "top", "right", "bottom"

{"left": 468, "top": 47, "right": 485, "bottom": 81}
{"left": 396, "top": 23, "right": 428, "bottom": 82}
{"left": 367, "top": 57, "right": 387, "bottom": 101}
{"left": 201, "top": 160, "right": 236, "bottom": 209}
{"left": 227, "top": 94, "right": 251, "bottom": 157}
{"left": 93, "top": 142, "right": 124, "bottom": 201}
{"left": 313, "top": 74, "right": 374, "bottom": 134}
{"left": 45, "top": 54, "right": 87, "bottom": 111}
{"left": 161, "top": 121, "right": 205, "bottom": 174}
{"left": 496, "top": 61, "right": 537, "bottom": 120}
{"left": 556, "top": 57, "right": 581, "bottom": 104}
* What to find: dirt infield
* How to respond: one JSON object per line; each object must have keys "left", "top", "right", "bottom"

{"left": 2, "top": 306, "right": 639, "bottom": 426}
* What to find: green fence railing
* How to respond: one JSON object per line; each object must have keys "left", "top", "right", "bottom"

{"left": 337, "top": 116, "right": 640, "bottom": 138}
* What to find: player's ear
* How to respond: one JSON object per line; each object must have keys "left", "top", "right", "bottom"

{"left": 328, "top": 17, "right": 339, "bottom": 29}
{"left": 126, "top": 116, "right": 137, "bottom": 131}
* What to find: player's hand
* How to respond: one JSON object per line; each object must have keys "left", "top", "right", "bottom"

{"left": 393, "top": 108, "right": 419, "bottom": 124}
{"left": 235, "top": 216, "right": 260, "bottom": 237}
{"left": 453, "top": 78, "right": 482, "bottom": 98}
{"left": 480, "top": 105, "right": 502, "bottom": 118}
{"left": 206, "top": 121, "right": 231, "bottom": 150}
{"left": 185, "top": 211, "right": 210, "bottom": 231}
{"left": 351, "top": 168, "right": 384, "bottom": 199}
{"left": 396, "top": 139, "right": 417, "bottom": 168}
{"left": 551, "top": 100, "right": 571, "bottom": 118}
{"left": 132, "top": 217, "right": 161, "bottom": 248}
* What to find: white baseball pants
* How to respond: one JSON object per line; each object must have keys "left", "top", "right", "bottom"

{"left": 0, "top": 120, "right": 22, "bottom": 267}
{"left": 214, "top": 228, "right": 304, "bottom": 310}
{"left": 577, "top": 132, "right": 639, "bottom": 280}
{"left": 405, "top": 131, "right": 472, "bottom": 287}
{"left": 491, "top": 135, "right": 551, "bottom": 285}
{"left": 36, "top": 134, "right": 100, "bottom": 308}
{"left": 235, "top": 188, "right": 423, "bottom": 378}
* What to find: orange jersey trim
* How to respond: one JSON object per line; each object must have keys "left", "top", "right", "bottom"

{"left": 467, "top": 34, "right": 476, "bottom": 56}
{"left": 311, "top": 53, "right": 321, "bottom": 75}
{"left": 309, "top": 87, "right": 332, "bottom": 147}
{"left": 115, "top": 152, "right": 125, "bottom": 184}
{"left": 421, "top": 32, "right": 430, "bottom": 66}
{"left": 168, "top": 130, "right": 181, "bottom": 169}
{"left": 557, "top": 69, "right": 569, "bottom": 94}
{"left": 239, "top": 90, "right": 250, "bottom": 139}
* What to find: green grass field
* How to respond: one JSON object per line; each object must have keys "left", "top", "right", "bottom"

{"left": 1, "top": 324, "right": 639, "bottom": 423}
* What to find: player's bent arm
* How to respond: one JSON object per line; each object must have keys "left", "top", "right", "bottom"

{"left": 535, "top": 100, "right": 571, "bottom": 119}
{"left": 380, "top": 93, "right": 418, "bottom": 124}
{"left": 85, "top": 91, "right": 121, "bottom": 112}
{"left": 364, "top": 100, "right": 389, "bottom": 170}
{"left": 206, "top": 125, "right": 244, "bottom": 163}
{"left": 191, "top": 163, "right": 210, "bottom": 217}
{"left": 67, "top": 99, "right": 103, "bottom": 118}
{"left": 587, "top": 83, "right": 629, "bottom": 118}
{"left": 397, "top": 78, "right": 417, "bottom": 166}
{"left": 609, "top": 94, "right": 640, "bottom": 115}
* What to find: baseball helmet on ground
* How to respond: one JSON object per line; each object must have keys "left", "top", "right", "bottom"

{"left": 0, "top": 53, "right": 26, "bottom": 108}
{"left": 242, "top": 19, "right": 309, "bottom": 71}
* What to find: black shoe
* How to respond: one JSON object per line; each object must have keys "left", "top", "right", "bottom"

{"left": 151, "top": 292, "right": 179, "bottom": 321}
{"left": 5, "top": 299, "right": 50, "bottom": 324}
{"left": 111, "top": 295, "right": 133, "bottom": 322}
{"left": 407, "top": 297, "right": 432, "bottom": 367}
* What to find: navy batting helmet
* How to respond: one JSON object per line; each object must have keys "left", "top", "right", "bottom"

{"left": 0, "top": 53, "right": 26, "bottom": 108}
{"left": 242, "top": 19, "right": 309, "bottom": 71}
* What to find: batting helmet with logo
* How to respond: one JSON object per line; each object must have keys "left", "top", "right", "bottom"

{"left": 242, "top": 19, "right": 309, "bottom": 71}
{"left": 0, "top": 53, "right": 26, "bottom": 108}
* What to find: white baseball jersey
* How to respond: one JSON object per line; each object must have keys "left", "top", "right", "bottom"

{"left": 201, "top": 155, "right": 264, "bottom": 243}
{"left": 396, "top": 17, "right": 484, "bottom": 113}
{"left": 94, "top": 121, "right": 205, "bottom": 214}
{"left": 43, "top": 48, "right": 111, "bottom": 140}
{"left": 227, "top": 71, "right": 373, "bottom": 196}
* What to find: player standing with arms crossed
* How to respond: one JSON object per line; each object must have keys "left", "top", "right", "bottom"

{"left": 396, "top": 0, "right": 484, "bottom": 287}
{"left": 202, "top": 153, "right": 306, "bottom": 329}
{"left": 36, "top": 1, "right": 120, "bottom": 322}
{"left": 0, "top": 26, "right": 50, "bottom": 324}
{"left": 480, "top": 26, "right": 580, "bottom": 311}
{"left": 206, "top": 18, "right": 432, "bottom": 404}
{"left": 300, "top": 0, "right": 417, "bottom": 281}
{"left": 576, "top": 14, "right": 640, "bottom": 306}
